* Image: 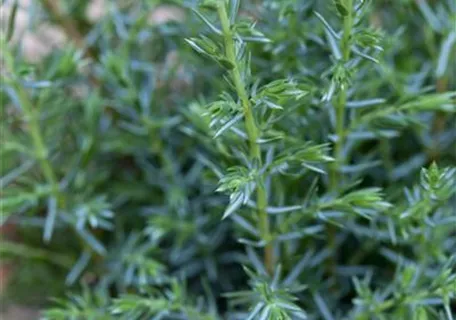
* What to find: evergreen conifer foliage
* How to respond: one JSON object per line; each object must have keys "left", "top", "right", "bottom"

{"left": 1, "top": 0, "right": 455, "bottom": 319}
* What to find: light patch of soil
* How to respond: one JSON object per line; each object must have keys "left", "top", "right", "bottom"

{"left": 0, "top": 305, "right": 40, "bottom": 320}
{"left": 1, "top": 0, "right": 184, "bottom": 62}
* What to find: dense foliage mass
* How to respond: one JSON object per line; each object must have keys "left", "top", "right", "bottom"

{"left": 1, "top": 0, "right": 455, "bottom": 319}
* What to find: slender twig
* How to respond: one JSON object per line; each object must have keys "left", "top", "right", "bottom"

{"left": 330, "top": 0, "right": 354, "bottom": 189}
{"left": 13, "top": 81, "right": 60, "bottom": 201}
{"left": 3, "top": 43, "right": 57, "bottom": 196}
{"left": 328, "top": 0, "right": 354, "bottom": 280}
{"left": 217, "top": 3, "right": 273, "bottom": 274}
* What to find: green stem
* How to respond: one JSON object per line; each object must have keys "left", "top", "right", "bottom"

{"left": 341, "top": 1, "right": 354, "bottom": 62}
{"left": 2, "top": 47, "right": 56, "bottom": 190}
{"left": 217, "top": 2, "right": 272, "bottom": 273}
{"left": 217, "top": 4, "right": 259, "bottom": 160}
{"left": 4, "top": 46, "right": 101, "bottom": 257}
{"left": 327, "top": 0, "right": 354, "bottom": 282}
{"left": 14, "top": 83, "right": 60, "bottom": 200}
{"left": 330, "top": 0, "right": 354, "bottom": 190}
{"left": 330, "top": 89, "right": 348, "bottom": 189}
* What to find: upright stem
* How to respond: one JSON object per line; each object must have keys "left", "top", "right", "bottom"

{"left": 328, "top": 0, "right": 354, "bottom": 280}
{"left": 217, "top": 3, "right": 273, "bottom": 273}
{"left": 330, "top": 0, "right": 354, "bottom": 189}
{"left": 14, "top": 84, "right": 60, "bottom": 201}
{"left": 217, "top": 5, "right": 259, "bottom": 160}
{"left": 5, "top": 52, "right": 101, "bottom": 253}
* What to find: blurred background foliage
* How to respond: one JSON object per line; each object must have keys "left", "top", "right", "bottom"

{"left": 0, "top": 0, "right": 455, "bottom": 319}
